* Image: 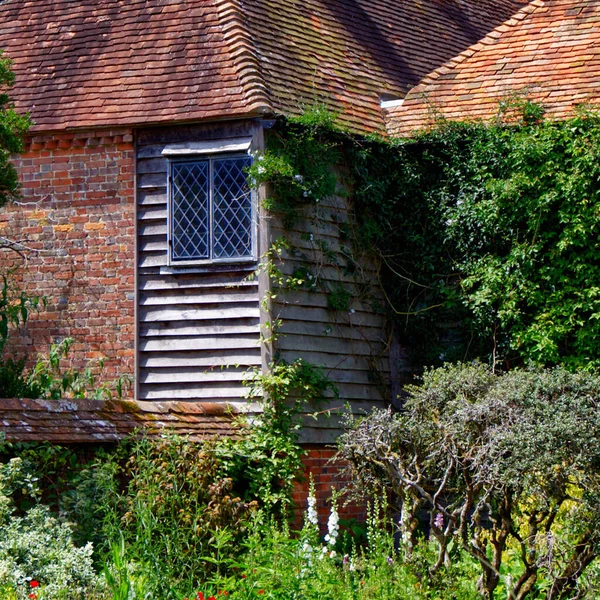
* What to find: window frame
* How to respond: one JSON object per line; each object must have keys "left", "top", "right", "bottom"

{"left": 162, "top": 139, "right": 257, "bottom": 268}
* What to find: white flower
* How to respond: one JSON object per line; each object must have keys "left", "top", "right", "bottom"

{"left": 294, "top": 174, "right": 304, "bottom": 183}
{"left": 326, "top": 505, "right": 339, "bottom": 546}
{"left": 349, "top": 308, "right": 355, "bottom": 315}
{"left": 257, "top": 165, "right": 266, "bottom": 175}
{"left": 329, "top": 550, "right": 336, "bottom": 559}
{"left": 307, "top": 493, "right": 318, "bottom": 526}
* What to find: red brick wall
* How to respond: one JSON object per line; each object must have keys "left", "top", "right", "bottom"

{"left": 0, "top": 129, "right": 135, "bottom": 391}
{"left": 292, "top": 447, "right": 367, "bottom": 531}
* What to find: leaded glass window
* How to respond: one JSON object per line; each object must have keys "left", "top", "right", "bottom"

{"left": 169, "top": 155, "right": 253, "bottom": 263}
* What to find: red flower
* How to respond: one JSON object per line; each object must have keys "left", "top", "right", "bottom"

{"left": 29, "top": 594, "right": 38, "bottom": 600}
{"left": 258, "top": 591, "right": 265, "bottom": 595}
{"left": 30, "top": 581, "right": 40, "bottom": 588}
{"left": 196, "top": 593, "right": 204, "bottom": 600}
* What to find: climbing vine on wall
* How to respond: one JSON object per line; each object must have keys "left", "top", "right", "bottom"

{"left": 254, "top": 101, "right": 600, "bottom": 374}
{"left": 352, "top": 101, "right": 600, "bottom": 370}
{"left": 248, "top": 108, "right": 390, "bottom": 405}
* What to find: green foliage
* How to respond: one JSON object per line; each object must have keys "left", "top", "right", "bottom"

{"left": 339, "top": 363, "right": 600, "bottom": 598}
{"left": 0, "top": 454, "right": 103, "bottom": 600}
{"left": 203, "top": 500, "right": 482, "bottom": 600}
{"left": 217, "top": 359, "right": 337, "bottom": 517}
{"left": 105, "top": 435, "right": 258, "bottom": 597}
{"left": 248, "top": 108, "right": 341, "bottom": 227}
{"left": 351, "top": 106, "right": 600, "bottom": 369}
{"left": 0, "top": 51, "right": 30, "bottom": 208}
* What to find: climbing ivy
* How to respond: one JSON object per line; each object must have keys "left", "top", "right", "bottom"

{"left": 256, "top": 101, "right": 600, "bottom": 372}
{"left": 352, "top": 101, "right": 600, "bottom": 370}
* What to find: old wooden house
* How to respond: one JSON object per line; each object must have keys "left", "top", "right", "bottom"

{"left": 0, "top": 0, "right": 528, "bottom": 456}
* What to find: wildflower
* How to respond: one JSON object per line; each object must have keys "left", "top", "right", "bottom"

{"left": 329, "top": 550, "right": 336, "bottom": 558}
{"left": 343, "top": 554, "right": 349, "bottom": 565}
{"left": 324, "top": 503, "right": 339, "bottom": 546}
{"left": 257, "top": 166, "right": 266, "bottom": 175}
{"left": 434, "top": 512, "right": 444, "bottom": 530}
{"left": 307, "top": 491, "right": 318, "bottom": 526}
{"left": 258, "top": 591, "right": 265, "bottom": 595}
{"left": 29, "top": 594, "right": 37, "bottom": 600}
{"left": 387, "top": 556, "right": 394, "bottom": 566}
{"left": 30, "top": 581, "right": 40, "bottom": 588}
{"left": 294, "top": 174, "right": 304, "bottom": 183}
{"left": 303, "top": 190, "right": 309, "bottom": 197}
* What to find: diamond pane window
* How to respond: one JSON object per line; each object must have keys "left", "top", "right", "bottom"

{"left": 171, "top": 162, "right": 210, "bottom": 260}
{"left": 213, "top": 156, "right": 252, "bottom": 259}
{"left": 169, "top": 155, "right": 254, "bottom": 263}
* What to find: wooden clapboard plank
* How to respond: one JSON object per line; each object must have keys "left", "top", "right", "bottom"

{"left": 139, "top": 273, "right": 256, "bottom": 291}
{"left": 140, "top": 351, "right": 261, "bottom": 368}
{"left": 138, "top": 173, "right": 166, "bottom": 189}
{"left": 139, "top": 383, "right": 250, "bottom": 400}
{"left": 139, "top": 253, "right": 167, "bottom": 268}
{"left": 138, "top": 190, "right": 167, "bottom": 206}
{"left": 277, "top": 348, "right": 390, "bottom": 372}
{"left": 139, "top": 222, "right": 167, "bottom": 237}
{"left": 137, "top": 144, "right": 167, "bottom": 159}
{"left": 140, "top": 368, "right": 249, "bottom": 385}
{"left": 137, "top": 157, "right": 167, "bottom": 174}
{"left": 274, "top": 304, "right": 383, "bottom": 327}
{"left": 140, "top": 305, "right": 260, "bottom": 323}
{"left": 279, "top": 319, "right": 387, "bottom": 343}
{"left": 272, "top": 289, "right": 379, "bottom": 313}
{"left": 140, "top": 335, "right": 260, "bottom": 352}
{"left": 139, "top": 207, "right": 167, "bottom": 221}
{"left": 140, "top": 320, "right": 260, "bottom": 337}
{"left": 139, "top": 238, "right": 167, "bottom": 253}
{"left": 139, "top": 288, "right": 259, "bottom": 306}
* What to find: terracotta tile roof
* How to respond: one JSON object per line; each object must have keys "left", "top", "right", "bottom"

{"left": 386, "top": 0, "right": 600, "bottom": 136}
{"left": 0, "top": 398, "right": 238, "bottom": 442}
{"left": 0, "top": 0, "right": 527, "bottom": 135}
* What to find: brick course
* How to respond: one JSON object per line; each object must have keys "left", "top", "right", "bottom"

{"left": 1, "top": 130, "right": 135, "bottom": 391}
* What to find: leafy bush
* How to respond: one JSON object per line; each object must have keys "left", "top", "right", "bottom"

{"left": 0, "top": 456, "right": 103, "bottom": 600}
{"left": 339, "top": 363, "right": 600, "bottom": 599}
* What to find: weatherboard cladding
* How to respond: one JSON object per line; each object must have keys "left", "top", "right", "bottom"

{"left": 136, "top": 122, "right": 262, "bottom": 404}
{"left": 269, "top": 193, "right": 390, "bottom": 442}
{"left": 0, "top": 0, "right": 527, "bottom": 136}
{"left": 385, "top": 0, "right": 600, "bottom": 136}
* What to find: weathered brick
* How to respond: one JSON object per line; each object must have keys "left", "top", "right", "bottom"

{"left": 3, "top": 130, "right": 136, "bottom": 392}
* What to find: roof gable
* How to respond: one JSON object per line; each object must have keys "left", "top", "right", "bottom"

{"left": 0, "top": 0, "right": 527, "bottom": 134}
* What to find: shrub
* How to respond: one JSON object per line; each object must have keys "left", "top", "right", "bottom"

{"left": 339, "top": 363, "right": 600, "bottom": 599}
{"left": 0, "top": 455, "right": 102, "bottom": 600}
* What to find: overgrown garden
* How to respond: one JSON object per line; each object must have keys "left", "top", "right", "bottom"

{"left": 3, "top": 45, "right": 600, "bottom": 597}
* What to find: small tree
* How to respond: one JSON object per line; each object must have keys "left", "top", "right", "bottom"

{"left": 339, "top": 363, "right": 600, "bottom": 599}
